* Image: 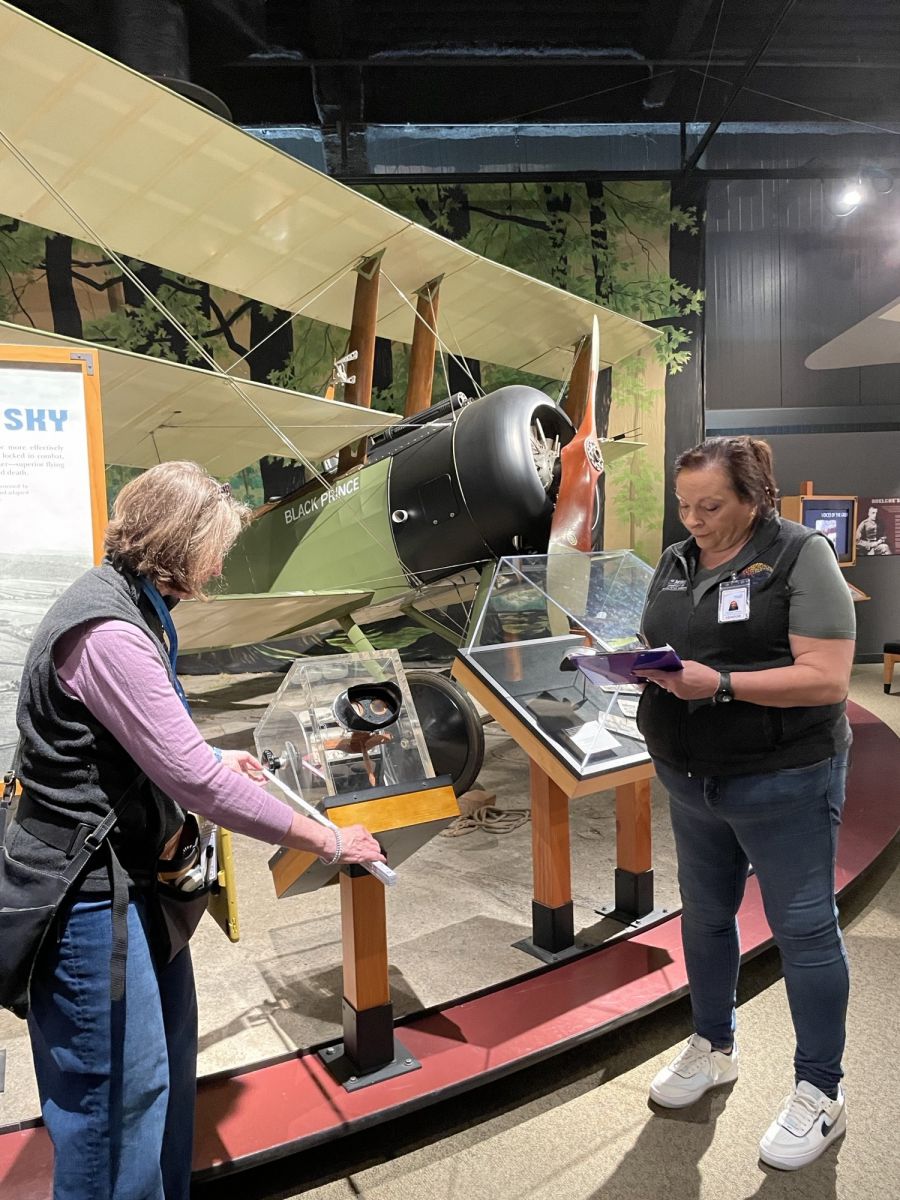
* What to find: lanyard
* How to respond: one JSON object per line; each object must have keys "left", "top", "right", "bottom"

{"left": 139, "top": 578, "right": 191, "bottom": 713}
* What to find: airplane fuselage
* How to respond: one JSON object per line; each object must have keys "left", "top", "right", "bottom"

{"left": 220, "top": 385, "right": 574, "bottom": 617}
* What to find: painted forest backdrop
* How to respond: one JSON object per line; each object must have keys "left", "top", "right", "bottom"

{"left": 0, "top": 179, "right": 703, "bottom": 662}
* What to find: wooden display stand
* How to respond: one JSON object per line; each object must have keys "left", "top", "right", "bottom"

{"left": 452, "top": 657, "right": 655, "bottom": 962}
{"left": 270, "top": 777, "right": 459, "bottom": 1088}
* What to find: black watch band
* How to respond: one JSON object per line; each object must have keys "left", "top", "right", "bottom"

{"left": 714, "top": 671, "right": 734, "bottom": 704}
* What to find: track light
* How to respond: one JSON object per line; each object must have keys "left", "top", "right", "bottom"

{"left": 831, "top": 167, "right": 895, "bottom": 217}
{"left": 838, "top": 184, "right": 863, "bottom": 210}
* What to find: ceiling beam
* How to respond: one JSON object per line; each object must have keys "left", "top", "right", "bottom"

{"left": 682, "top": 0, "right": 801, "bottom": 173}
{"left": 643, "top": 0, "right": 720, "bottom": 109}
{"left": 228, "top": 53, "right": 900, "bottom": 70}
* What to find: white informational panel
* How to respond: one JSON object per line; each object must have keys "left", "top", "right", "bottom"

{"left": 0, "top": 347, "right": 105, "bottom": 773}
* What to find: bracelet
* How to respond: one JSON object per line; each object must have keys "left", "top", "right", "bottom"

{"left": 211, "top": 746, "right": 223, "bottom": 763}
{"left": 318, "top": 826, "right": 342, "bottom": 866}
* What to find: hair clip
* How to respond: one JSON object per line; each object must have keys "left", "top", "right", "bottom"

{"left": 218, "top": 482, "right": 232, "bottom": 496}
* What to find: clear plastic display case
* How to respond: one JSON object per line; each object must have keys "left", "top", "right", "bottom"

{"left": 255, "top": 650, "right": 458, "bottom": 897}
{"left": 254, "top": 649, "right": 435, "bottom": 811}
{"left": 458, "top": 551, "right": 655, "bottom": 780}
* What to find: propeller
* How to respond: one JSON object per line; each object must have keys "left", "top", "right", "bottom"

{"left": 549, "top": 316, "right": 604, "bottom": 553}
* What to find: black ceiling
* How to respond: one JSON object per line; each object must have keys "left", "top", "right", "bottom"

{"left": 14, "top": 0, "right": 900, "bottom": 130}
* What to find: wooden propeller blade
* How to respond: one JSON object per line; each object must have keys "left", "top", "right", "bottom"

{"left": 549, "top": 317, "right": 604, "bottom": 553}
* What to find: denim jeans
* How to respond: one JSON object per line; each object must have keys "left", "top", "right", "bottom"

{"left": 655, "top": 753, "right": 850, "bottom": 1096}
{"left": 27, "top": 896, "right": 198, "bottom": 1200}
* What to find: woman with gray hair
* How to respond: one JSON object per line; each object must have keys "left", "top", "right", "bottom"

{"left": 8, "top": 461, "right": 384, "bottom": 1200}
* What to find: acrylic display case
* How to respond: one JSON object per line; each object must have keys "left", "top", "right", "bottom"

{"left": 255, "top": 649, "right": 458, "bottom": 896}
{"left": 458, "top": 551, "right": 655, "bottom": 781}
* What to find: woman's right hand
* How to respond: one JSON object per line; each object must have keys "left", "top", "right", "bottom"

{"left": 334, "top": 824, "right": 386, "bottom": 865}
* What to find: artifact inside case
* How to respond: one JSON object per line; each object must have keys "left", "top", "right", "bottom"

{"left": 255, "top": 650, "right": 457, "bottom": 897}
{"left": 254, "top": 649, "right": 435, "bottom": 809}
{"left": 459, "top": 551, "right": 655, "bottom": 779}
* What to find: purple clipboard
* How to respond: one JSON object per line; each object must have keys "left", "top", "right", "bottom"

{"left": 568, "top": 646, "right": 683, "bottom": 687}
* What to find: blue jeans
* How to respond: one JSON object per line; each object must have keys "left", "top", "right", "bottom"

{"left": 655, "top": 753, "right": 850, "bottom": 1095}
{"left": 27, "top": 897, "right": 198, "bottom": 1200}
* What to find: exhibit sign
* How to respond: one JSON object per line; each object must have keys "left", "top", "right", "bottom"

{"left": 856, "top": 497, "right": 900, "bottom": 556}
{"left": 0, "top": 346, "right": 105, "bottom": 773}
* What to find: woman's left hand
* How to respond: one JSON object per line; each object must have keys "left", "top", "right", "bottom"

{"left": 637, "top": 660, "right": 720, "bottom": 700}
{"left": 218, "top": 749, "right": 266, "bottom": 782}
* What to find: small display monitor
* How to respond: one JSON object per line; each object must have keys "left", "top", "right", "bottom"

{"left": 800, "top": 498, "right": 856, "bottom": 564}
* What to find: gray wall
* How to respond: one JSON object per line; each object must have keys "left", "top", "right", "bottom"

{"left": 762, "top": 433, "right": 900, "bottom": 659}
{"left": 704, "top": 178, "right": 900, "bottom": 659}
{"left": 706, "top": 179, "right": 900, "bottom": 411}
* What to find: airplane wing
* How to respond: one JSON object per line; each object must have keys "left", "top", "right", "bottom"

{"left": 806, "top": 295, "right": 900, "bottom": 369}
{"left": 0, "top": 2, "right": 657, "bottom": 378}
{"left": 0, "top": 321, "right": 397, "bottom": 474}
{"left": 173, "top": 590, "right": 374, "bottom": 654}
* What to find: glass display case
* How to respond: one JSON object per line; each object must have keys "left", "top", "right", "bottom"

{"left": 254, "top": 649, "right": 435, "bottom": 811}
{"left": 255, "top": 650, "right": 458, "bottom": 897}
{"left": 458, "top": 550, "right": 655, "bottom": 780}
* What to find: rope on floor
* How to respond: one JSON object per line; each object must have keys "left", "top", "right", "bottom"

{"left": 441, "top": 796, "right": 530, "bottom": 837}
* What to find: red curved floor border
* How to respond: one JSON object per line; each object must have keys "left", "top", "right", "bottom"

{"left": 2, "top": 701, "right": 898, "bottom": 1194}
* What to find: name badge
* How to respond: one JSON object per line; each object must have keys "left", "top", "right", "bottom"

{"left": 718, "top": 577, "right": 750, "bottom": 623}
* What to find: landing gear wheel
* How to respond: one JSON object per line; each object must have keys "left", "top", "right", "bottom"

{"left": 405, "top": 670, "right": 485, "bottom": 797}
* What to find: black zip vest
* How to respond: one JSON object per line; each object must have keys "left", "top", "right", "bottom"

{"left": 8, "top": 562, "right": 185, "bottom": 891}
{"left": 637, "top": 514, "right": 850, "bottom": 776}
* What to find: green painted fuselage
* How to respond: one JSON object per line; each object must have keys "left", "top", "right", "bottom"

{"left": 222, "top": 459, "right": 408, "bottom": 606}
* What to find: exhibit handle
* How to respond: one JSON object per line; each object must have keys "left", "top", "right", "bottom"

{"left": 262, "top": 768, "right": 397, "bottom": 887}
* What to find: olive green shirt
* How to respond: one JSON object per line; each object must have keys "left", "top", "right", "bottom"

{"left": 692, "top": 534, "right": 856, "bottom": 640}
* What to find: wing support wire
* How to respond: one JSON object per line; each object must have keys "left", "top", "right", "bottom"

{"left": 0, "top": 121, "right": 407, "bottom": 568}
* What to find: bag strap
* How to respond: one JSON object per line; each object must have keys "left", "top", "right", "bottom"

{"left": 55, "top": 771, "right": 148, "bottom": 884}
{"left": 1, "top": 737, "right": 23, "bottom": 848}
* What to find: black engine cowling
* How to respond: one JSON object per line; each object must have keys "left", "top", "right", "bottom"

{"left": 386, "top": 386, "right": 574, "bottom": 584}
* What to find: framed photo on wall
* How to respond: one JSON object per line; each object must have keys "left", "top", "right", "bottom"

{"left": 856, "top": 498, "right": 900, "bottom": 556}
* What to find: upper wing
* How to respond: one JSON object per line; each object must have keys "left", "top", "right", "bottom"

{"left": 806, "top": 295, "right": 900, "bottom": 369}
{"left": 0, "top": 321, "right": 397, "bottom": 473}
{"left": 0, "top": 3, "right": 657, "bottom": 379}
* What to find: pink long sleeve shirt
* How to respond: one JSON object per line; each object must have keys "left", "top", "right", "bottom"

{"left": 54, "top": 618, "right": 293, "bottom": 844}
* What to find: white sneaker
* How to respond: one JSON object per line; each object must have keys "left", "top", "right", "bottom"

{"left": 759, "top": 1081, "right": 846, "bottom": 1170}
{"left": 649, "top": 1034, "right": 739, "bottom": 1108}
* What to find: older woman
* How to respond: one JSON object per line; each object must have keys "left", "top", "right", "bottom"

{"left": 9, "top": 461, "right": 384, "bottom": 1200}
{"left": 636, "top": 436, "right": 856, "bottom": 1172}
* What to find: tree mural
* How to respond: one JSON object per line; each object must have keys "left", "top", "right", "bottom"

{"left": 357, "top": 180, "right": 703, "bottom": 561}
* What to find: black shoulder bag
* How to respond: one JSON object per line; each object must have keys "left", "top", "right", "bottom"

{"left": 0, "top": 755, "right": 147, "bottom": 1019}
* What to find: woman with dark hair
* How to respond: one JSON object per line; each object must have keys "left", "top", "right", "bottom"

{"left": 7, "top": 461, "right": 385, "bottom": 1200}
{"left": 635, "top": 436, "right": 856, "bottom": 1171}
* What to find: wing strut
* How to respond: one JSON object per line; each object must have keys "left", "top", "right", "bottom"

{"left": 404, "top": 277, "right": 443, "bottom": 417}
{"left": 338, "top": 252, "right": 383, "bottom": 474}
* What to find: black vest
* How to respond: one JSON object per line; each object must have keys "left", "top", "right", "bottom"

{"left": 9, "top": 562, "right": 185, "bottom": 891}
{"left": 637, "top": 514, "right": 850, "bottom": 776}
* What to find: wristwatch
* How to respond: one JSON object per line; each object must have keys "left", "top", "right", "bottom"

{"left": 714, "top": 671, "right": 735, "bottom": 704}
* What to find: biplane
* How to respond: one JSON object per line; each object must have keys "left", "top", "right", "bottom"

{"left": 0, "top": 1, "right": 658, "bottom": 784}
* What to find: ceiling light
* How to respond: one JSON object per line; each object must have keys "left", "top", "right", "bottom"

{"left": 838, "top": 185, "right": 863, "bottom": 209}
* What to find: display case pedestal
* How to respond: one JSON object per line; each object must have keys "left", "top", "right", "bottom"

{"left": 318, "top": 865, "right": 420, "bottom": 1090}
{"left": 453, "top": 656, "right": 656, "bottom": 960}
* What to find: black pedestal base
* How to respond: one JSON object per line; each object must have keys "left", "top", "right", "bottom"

{"left": 318, "top": 1035, "right": 421, "bottom": 1092}
{"left": 513, "top": 898, "right": 576, "bottom": 961}
{"left": 340, "top": 998, "right": 395, "bottom": 1073}
{"left": 596, "top": 868, "right": 655, "bottom": 924}
{"left": 533, "top": 897, "right": 574, "bottom": 952}
{"left": 512, "top": 935, "right": 588, "bottom": 965}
